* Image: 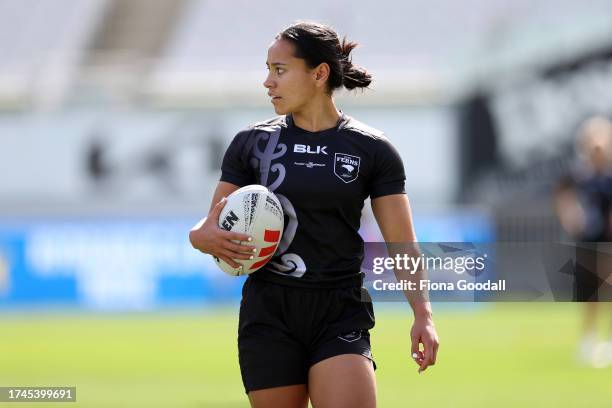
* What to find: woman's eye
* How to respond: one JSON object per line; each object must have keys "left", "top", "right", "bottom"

{"left": 276, "top": 68, "right": 285, "bottom": 74}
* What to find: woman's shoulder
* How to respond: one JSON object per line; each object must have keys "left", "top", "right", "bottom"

{"left": 245, "top": 115, "right": 289, "bottom": 132}
{"left": 342, "top": 116, "right": 401, "bottom": 160}
{"left": 230, "top": 116, "right": 288, "bottom": 143}
{"left": 341, "top": 115, "right": 386, "bottom": 140}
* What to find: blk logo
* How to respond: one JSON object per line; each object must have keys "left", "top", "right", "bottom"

{"left": 294, "top": 144, "right": 328, "bottom": 155}
{"left": 221, "top": 210, "right": 239, "bottom": 231}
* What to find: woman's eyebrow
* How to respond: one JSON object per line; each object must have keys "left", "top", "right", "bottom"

{"left": 265, "top": 62, "right": 288, "bottom": 67}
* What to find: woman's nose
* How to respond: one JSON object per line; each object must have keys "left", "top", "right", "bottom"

{"left": 263, "top": 73, "right": 274, "bottom": 89}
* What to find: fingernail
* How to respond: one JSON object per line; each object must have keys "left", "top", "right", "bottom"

{"left": 252, "top": 248, "right": 257, "bottom": 253}
{"left": 249, "top": 256, "right": 254, "bottom": 260}
{"left": 247, "top": 237, "right": 253, "bottom": 242}
{"left": 412, "top": 353, "right": 419, "bottom": 359}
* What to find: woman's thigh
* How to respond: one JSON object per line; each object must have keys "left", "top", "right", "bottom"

{"left": 308, "top": 354, "right": 376, "bottom": 408}
{"left": 248, "top": 384, "right": 309, "bottom": 408}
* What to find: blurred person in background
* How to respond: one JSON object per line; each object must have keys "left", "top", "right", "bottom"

{"left": 554, "top": 116, "right": 612, "bottom": 368}
{"left": 190, "top": 21, "right": 439, "bottom": 408}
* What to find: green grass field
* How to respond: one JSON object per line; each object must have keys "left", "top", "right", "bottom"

{"left": 1, "top": 303, "right": 610, "bottom": 407}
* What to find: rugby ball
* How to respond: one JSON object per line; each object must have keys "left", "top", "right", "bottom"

{"left": 215, "top": 184, "right": 284, "bottom": 276}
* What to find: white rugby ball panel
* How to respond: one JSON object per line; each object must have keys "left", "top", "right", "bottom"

{"left": 214, "top": 185, "right": 284, "bottom": 276}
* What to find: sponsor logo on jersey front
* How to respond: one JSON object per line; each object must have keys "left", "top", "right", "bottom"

{"left": 294, "top": 161, "right": 326, "bottom": 168}
{"left": 293, "top": 144, "right": 328, "bottom": 154}
{"left": 334, "top": 153, "right": 361, "bottom": 183}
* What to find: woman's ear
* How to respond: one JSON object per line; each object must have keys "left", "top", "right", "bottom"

{"left": 314, "top": 63, "right": 330, "bottom": 86}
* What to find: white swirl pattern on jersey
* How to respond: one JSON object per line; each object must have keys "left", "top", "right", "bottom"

{"left": 250, "top": 129, "right": 286, "bottom": 191}
{"left": 249, "top": 126, "right": 306, "bottom": 277}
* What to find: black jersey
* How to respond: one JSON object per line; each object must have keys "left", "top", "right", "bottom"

{"left": 220, "top": 112, "right": 405, "bottom": 288}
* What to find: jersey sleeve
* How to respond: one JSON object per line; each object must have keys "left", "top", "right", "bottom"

{"left": 368, "top": 136, "right": 406, "bottom": 199}
{"left": 220, "top": 129, "right": 256, "bottom": 187}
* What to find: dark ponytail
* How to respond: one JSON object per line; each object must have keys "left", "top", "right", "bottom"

{"left": 339, "top": 36, "right": 372, "bottom": 90}
{"left": 277, "top": 21, "right": 372, "bottom": 93}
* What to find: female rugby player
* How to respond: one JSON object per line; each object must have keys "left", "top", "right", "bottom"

{"left": 190, "top": 21, "right": 439, "bottom": 408}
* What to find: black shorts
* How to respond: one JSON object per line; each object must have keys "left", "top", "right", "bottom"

{"left": 238, "top": 276, "right": 376, "bottom": 393}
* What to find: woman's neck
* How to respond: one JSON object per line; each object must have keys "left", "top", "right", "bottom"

{"left": 291, "top": 96, "right": 341, "bottom": 132}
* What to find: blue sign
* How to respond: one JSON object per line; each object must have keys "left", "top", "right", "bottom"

{"left": 0, "top": 211, "right": 492, "bottom": 310}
